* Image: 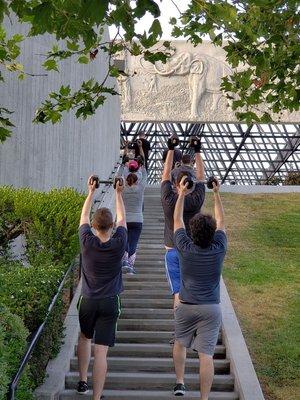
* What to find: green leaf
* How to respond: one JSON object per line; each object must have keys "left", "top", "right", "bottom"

{"left": 109, "top": 66, "right": 120, "bottom": 78}
{"left": 66, "top": 41, "right": 79, "bottom": 52}
{"left": 59, "top": 85, "right": 71, "bottom": 97}
{"left": 149, "top": 19, "right": 162, "bottom": 38}
{"left": 0, "top": 127, "right": 11, "bottom": 143}
{"left": 135, "top": 0, "right": 160, "bottom": 18}
{"left": 80, "top": 0, "right": 109, "bottom": 25}
{"left": 43, "top": 59, "right": 59, "bottom": 72}
{"left": 12, "top": 34, "right": 24, "bottom": 43}
{"left": 78, "top": 55, "right": 89, "bottom": 64}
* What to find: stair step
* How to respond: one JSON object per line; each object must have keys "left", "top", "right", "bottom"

{"left": 65, "top": 371, "right": 234, "bottom": 391}
{"left": 60, "top": 390, "right": 239, "bottom": 400}
{"left": 117, "top": 319, "right": 174, "bottom": 331}
{"left": 121, "top": 299, "right": 172, "bottom": 308}
{"left": 116, "top": 331, "right": 174, "bottom": 343}
{"left": 121, "top": 290, "right": 169, "bottom": 299}
{"left": 75, "top": 343, "right": 226, "bottom": 359}
{"left": 115, "top": 331, "right": 222, "bottom": 344}
{"left": 123, "top": 274, "right": 166, "bottom": 282}
{"left": 123, "top": 281, "right": 168, "bottom": 289}
{"left": 70, "top": 356, "right": 230, "bottom": 373}
{"left": 120, "top": 308, "right": 173, "bottom": 319}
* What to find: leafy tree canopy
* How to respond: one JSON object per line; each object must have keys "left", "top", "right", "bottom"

{"left": 0, "top": 0, "right": 299, "bottom": 142}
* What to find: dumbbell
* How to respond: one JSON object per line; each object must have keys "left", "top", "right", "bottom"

{"left": 90, "top": 175, "right": 100, "bottom": 188}
{"left": 113, "top": 177, "right": 124, "bottom": 189}
{"left": 206, "top": 176, "right": 218, "bottom": 189}
{"left": 183, "top": 176, "right": 194, "bottom": 190}
{"left": 168, "top": 134, "right": 180, "bottom": 149}
{"left": 90, "top": 176, "right": 121, "bottom": 189}
{"left": 189, "top": 136, "right": 201, "bottom": 152}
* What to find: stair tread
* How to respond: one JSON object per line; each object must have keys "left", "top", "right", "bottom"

{"left": 60, "top": 389, "right": 239, "bottom": 399}
{"left": 66, "top": 371, "right": 233, "bottom": 379}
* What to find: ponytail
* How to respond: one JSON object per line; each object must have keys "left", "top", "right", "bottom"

{"left": 126, "top": 173, "right": 138, "bottom": 187}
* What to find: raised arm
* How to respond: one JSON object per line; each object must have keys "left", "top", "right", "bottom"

{"left": 162, "top": 135, "right": 179, "bottom": 182}
{"left": 80, "top": 176, "right": 97, "bottom": 226}
{"left": 115, "top": 180, "right": 126, "bottom": 228}
{"left": 213, "top": 179, "right": 225, "bottom": 231}
{"left": 137, "top": 139, "right": 145, "bottom": 160}
{"left": 195, "top": 152, "right": 205, "bottom": 181}
{"left": 161, "top": 149, "right": 174, "bottom": 182}
{"left": 173, "top": 176, "right": 189, "bottom": 231}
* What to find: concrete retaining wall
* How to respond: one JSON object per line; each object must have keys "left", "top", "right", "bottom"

{"left": 0, "top": 20, "right": 120, "bottom": 192}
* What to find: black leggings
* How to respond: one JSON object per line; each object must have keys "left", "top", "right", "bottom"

{"left": 126, "top": 222, "right": 143, "bottom": 257}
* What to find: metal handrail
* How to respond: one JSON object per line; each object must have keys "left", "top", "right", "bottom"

{"left": 7, "top": 158, "right": 122, "bottom": 400}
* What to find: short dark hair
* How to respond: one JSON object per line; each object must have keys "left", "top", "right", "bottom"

{"left": 92, "top": 207, "right": 113, "bottom": 232}
{"left": 189, "top": 213, "right": 217, "bottom": 248}
{"left": 182, "top": 154, "right": 192, "bottom": 165}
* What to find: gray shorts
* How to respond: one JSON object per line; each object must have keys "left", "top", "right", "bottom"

{"left": 174, "top": 303, "right": 222, "bottom": 356}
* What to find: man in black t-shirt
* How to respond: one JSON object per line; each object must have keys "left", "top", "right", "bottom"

{"left": 173, "top": 177, "right": 226, "bottom": 400}
{"left": 160, "top": 135, "right": 206, "bottom": 396}
{"left": 134, "top": 132, "right": 151, "bottom": 170}
{"left": 77, "top": 176, "right": 127, "bottom": 398}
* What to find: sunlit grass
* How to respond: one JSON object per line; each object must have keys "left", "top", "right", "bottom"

{"left": 203, "top": 193, "right": 300, "bottom": 400}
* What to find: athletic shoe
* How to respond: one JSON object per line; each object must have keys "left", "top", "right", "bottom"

{"left": 76, "top": 381, "right": 89, "bottom": 394}
{"left": 173, "top": 383, "right": 186, "bottom": 396}
{"left": 127, "top": 267, "right": 137, "bottom": 275}
{"left": 122, "top": 260, "right": 133, "bottom": 274}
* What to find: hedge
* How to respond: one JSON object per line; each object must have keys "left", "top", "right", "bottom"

{"left": 0, "top": 305, "right": 33, "bottom": 400}
{"left": 0, "top": 186, "right": 84, "bottom": 398}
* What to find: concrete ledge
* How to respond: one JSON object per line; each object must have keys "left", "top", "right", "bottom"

{"left": 35, "top": 280, "right": 82, "bottom": 400}
{"left": 147, "top": 184, "right": 300, "bottom": 193}
{"left": 220, "top": 278, "right": 265, "bottom": 400}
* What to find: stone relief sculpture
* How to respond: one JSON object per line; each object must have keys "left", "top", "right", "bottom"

{"left": 116, "top": 53, "right": 132, "bottom": 109}
{"left": 117, "top": 42, "right": 299, "bottom": 122}
{"left": 118, "top": 75, "right": 132, "bottom": 108}
{"left": 147, "top": 74, "right": 158, "bottom": 92}
{"left": 139, "top": 51, "right": 232, "bottom": 119}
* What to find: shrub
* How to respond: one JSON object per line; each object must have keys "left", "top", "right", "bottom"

{"left": 265, "top": 176, "right": 282, "bottom": 186}
{"left": 0, "top": 264, "right": 65, "bottom": 332}
{"left": 0, "top": 186, "right": 83, "bottom": 397}
{"left": 0, "top": 305, "right": 33, "bottom": 400}
{"left": 283, "top": 172, "right": 300, "bottom": 186}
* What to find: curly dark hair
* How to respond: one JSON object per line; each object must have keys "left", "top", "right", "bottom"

{"left": 189, "top": 213, "right": 217, "bottom": 248}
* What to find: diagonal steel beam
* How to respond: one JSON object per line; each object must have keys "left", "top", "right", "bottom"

{"left": 221, "top": 124, "right": 253, "bottom": 184}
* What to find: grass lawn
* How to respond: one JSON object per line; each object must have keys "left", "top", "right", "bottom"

{"left": 203, "top": 192, "right": 300, "bottom": 400}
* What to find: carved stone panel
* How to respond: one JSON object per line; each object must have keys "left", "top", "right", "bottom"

{"left": 117, "top": 41, "right": 300, "bottom": 123}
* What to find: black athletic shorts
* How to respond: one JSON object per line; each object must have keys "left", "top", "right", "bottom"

{"left": 77, "top": 295, "right": 121, "bottom": 346}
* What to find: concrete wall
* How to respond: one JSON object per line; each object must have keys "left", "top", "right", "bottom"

{"left": 0, "top": 20, "right": 120, "bottom": 192}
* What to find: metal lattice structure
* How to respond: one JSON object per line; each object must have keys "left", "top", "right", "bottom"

{"left": 120, "top": 122, "right": 300, "bottom": 185}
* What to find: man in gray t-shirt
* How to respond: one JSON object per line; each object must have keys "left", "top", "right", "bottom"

{"left": 173, "top": 176, "right": 226, "bottom": 400}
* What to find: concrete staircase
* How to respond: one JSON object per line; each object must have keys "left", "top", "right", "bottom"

{"left": 60, "top": 187, "right": 239, "bottom": 399}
